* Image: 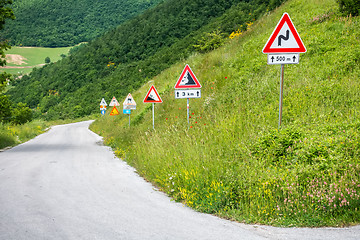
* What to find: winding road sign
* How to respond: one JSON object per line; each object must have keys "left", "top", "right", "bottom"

{"left": 262, "top": 12, "right": 306, "bottom": 53}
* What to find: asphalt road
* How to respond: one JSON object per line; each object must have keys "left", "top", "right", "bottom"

{"left": 0, "top": 121, "right": 359, "bottom": 240}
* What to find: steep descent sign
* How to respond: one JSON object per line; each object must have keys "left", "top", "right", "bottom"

{"left": 174, "top": 64, "right": 202, "bottom": 89}
{"left": 262, "top": 12, "right": 306, "bottom": 54}
{"left": 144, "top": 85, "right": 162, "bottom": 103}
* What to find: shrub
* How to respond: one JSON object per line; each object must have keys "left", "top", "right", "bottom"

{"left": 337, "top": 0, "right": 360, "bottom": 16}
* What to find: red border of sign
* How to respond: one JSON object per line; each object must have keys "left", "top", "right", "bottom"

{"left": 110, "top": 106, "right": 120, "bottom": 116}
{"left": 174, "top": 64, "right": 202, "bottom": 89}
{"left": 262, "top": 12, "right": 306, "bottom": 53}
{"left": 143, "top": 85, "right": 163, "bottom": 103}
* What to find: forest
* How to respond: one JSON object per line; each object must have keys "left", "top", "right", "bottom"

{"left": 1, "top": 0, "right": 162, "bottom": 47}
{"left": 7, "top": 0, "right": 285, "bottom": 120}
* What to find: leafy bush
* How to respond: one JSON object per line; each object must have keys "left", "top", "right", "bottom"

{"left": 12, "top": 102, "right": 33, "bottom": 125}
{"left": 337, "top": 0, "right": 360, "bottom": 16}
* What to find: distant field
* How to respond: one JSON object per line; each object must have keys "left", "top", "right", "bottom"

{"left": 1, "top": 46, "right": 72, "bottom": 75}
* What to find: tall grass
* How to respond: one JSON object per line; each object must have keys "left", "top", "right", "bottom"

{"left": 91, "top": 0, "right": 360, "bottom": 226}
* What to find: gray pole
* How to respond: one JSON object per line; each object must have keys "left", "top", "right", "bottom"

{"left": 152, "top": 103, "right": 155, "bottom": 130}
{"left": 279, "top": 64, "right": 285, "bottom": 128}
{"left": 187, "top": 98, "right": 190, "bottom": 128}
{"left": 129, "top": 114, "right": 131, "bottom": 128}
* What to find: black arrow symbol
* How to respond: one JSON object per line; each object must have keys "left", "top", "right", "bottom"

{"left": 176, "top": 92, "right": 179, "bottom": 98}
{"left": 278, "top": 30, "right": 290, "bottom": 46}
{"left": 293, "top": 55, "right": 296, "bottom": 62}
{"left": 197, "top": 91, "right": 199, "bottom": 97}
{"left": 271, "top": 56, "right": 275, "bottom": 62}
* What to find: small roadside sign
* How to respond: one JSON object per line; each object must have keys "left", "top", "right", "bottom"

{"left": 110, "top": 106, "right": 120, "bottom": 116}
{"left": 175, "top": 89, "right": 201, "bottom": 99}
{"left": 263, "top": 12, "right": 306, "bottom": 128}
{"left": 174, "top": 64, "right": 202, "bottom": 89}
{"left": 109, "top": 97, "right": 120, "bottom": 106}
{"left": 101, "top": 109, "right": 106, "bottom": 115}
{"left": 123, "top": 109, "right": 131, "bottom": 114}
{"left": 262, "top": 12, "right": 306, "bottom": 54}
{"left": 123, "top": 93, "right": 136, "bottom": 110}
{"left": 267, "top": 53, "right": 299, "bottom": 65}
{"left": 100, "top": 98, "right": 107, "bottom": 107}
{"left": 143, "top": 85, "right": 162, "bottom": 103}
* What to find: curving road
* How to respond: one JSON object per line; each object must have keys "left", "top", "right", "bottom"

{"left": 0, "top": 121, "right": 359, "bottom": 240}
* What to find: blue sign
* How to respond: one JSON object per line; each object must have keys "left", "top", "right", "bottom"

{"left": 101, "top": 109, "right": 106, "bottom": 115}
{"left": 123, "top": 109, "right": 131, "bottom": 114}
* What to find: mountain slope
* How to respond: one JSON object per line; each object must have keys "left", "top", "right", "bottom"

{"left": 90, "top": 0, "right": 360, "bottom": 227}
{"left": 2, "top": 0, "right": 162, "bottom": 47}
{"left": 8, "top": 0, "right": 283, "bottom": 120}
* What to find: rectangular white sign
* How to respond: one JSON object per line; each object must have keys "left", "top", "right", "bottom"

{"left": 267, "top": 53, "right": 299, "bottom": 65}
{"left": 175, "top": 89, "right": 201, "bottom": 99}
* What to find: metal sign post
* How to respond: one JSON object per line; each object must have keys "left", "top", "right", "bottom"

{"left": 187, "top": 98, "right": 190, "bottom": 127}
{"left": 279, "top": 64, "right": 285, "bottom": 127}
{"left": 262, "top": 12, "right": 306, "bottom": 128}
{"left": 152, "top": 103, "right": 155, "bottom": 130}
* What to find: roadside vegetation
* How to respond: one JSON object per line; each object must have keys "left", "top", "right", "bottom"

{"left": 91, "top": 0, "right": 360, "bottom": 227}
{"left": 2, "top": 0, "right": 161, "bottom": 47}
{"left": 7, "top": 0, "right": 284, "bottom": 121}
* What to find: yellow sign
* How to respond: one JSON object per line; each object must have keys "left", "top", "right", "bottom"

{"left": 110, "top": 106, "right": 120, "bottom": 116}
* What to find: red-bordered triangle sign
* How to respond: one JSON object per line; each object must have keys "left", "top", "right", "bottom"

{"left": 262, "top": 12, "right": 306, "bottom": 53}
{"left": 110, "top": 106, "right": 120, "bottom": 116}
{"left": 143, "top": 85, "right": 163, "bottom": 103}
{"left": 174, "top": 64, "right": 202, "bottom": 89}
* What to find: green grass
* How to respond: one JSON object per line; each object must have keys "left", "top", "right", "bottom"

{"left": 90, "top": 0, "right": 358, "bottom": 227}
{"left": 0, "top": 114, "right": 97, "bottom": 150}
{"left": 1, "top": 46, "right": 72, "bottom": 75}
{"left": 0, "top": 120, "right": 50, "bottom": 149}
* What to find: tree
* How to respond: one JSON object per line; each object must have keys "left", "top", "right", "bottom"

{"left": 45, "top": 56, "right": 51, "bottom": 63}
{"left": 337, "top": 0, "right": 360, "bottom": 16}
{"left": 12, "top": 102, "right": 33, "bottom": 125}
{"left": 0, "top": 0, "right": 15, "bottom": 123}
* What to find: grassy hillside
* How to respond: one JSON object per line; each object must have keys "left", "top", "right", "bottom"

{"left": 7, "top": 0, "right": 282, "bottom": 120}
{"left": 0, "top": 46, "right": 71, "bottom": 75}
{"left": 91, "top": 0, "right": 360, "bottom": 227}
{"left": 2, "top": 0, "right": 161, "bottom": 47}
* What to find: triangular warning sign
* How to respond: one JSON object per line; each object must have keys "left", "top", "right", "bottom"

{"left": 109, "top": 96, "right": 120, "bottom": 106}
{"left": 110, "top": 106, "right": 120, "bottom": 116}
{"left": 100, "top": 98, "right": 107, "bottom": 106}
{"left": 174, "top": 64, "right": 202, "bottom": 89}
{"left": 144, "top": 85, "right": 163, "bottom": 103}
{"left": 262, "top": 12, "right": 306, "bottom": 53}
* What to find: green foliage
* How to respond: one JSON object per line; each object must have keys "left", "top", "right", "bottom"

{"left": 0, "top": 120, "right": 48, "bottom": 149}
{"left": 337, "top": 0, "right": 360, "bottom": 16}
{"left": 193, "top": 29, "right": 225, "bottom": 53}
{"left": 12, "top": 102, "right": 32, "bottom": 124}
{"left": 0, "top": 94, "right": 12, "bottom": 122}
{"left": 44, "top": 56, "right": 50, "bottom": 64}
{"left": 8, "top": 0, "right": 282, "bottom": 120}
{"left": 2, "top": 0, "right": 162, "bottom": 47}
{"left": 91, "top": 0, "right": 360, "bottom": 226}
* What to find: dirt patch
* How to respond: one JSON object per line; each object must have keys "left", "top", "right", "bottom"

{"left": 5, "top": 54, "right": 28, "bottom": 65}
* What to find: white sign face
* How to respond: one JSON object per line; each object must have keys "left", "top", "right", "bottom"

{"left": 267, "top": 53, "right": 299, "bottom": 65}
{"left": 262, "top": 12, "right": 306, "bottom": 54}
{"left": 175, "top": 89, "right": 201, "bottom": 99}
{"left": 123, "top": 93, "right": 136, "bottom": 109}
{"left": 100, "top": 98, "right": 107, "bottom": 106}
{"left": 109, "top": 97, "right": 120, "bottom": 106}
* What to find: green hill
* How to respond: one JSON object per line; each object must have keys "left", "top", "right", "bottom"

{"left": 90, "top": 0, "right": 360, "bottom": 227}
{"left": 7, "top": 0, "right": 283, "bottom": 120}
{"left": 2, "top": 0, "right": 161, "bottom": 47}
